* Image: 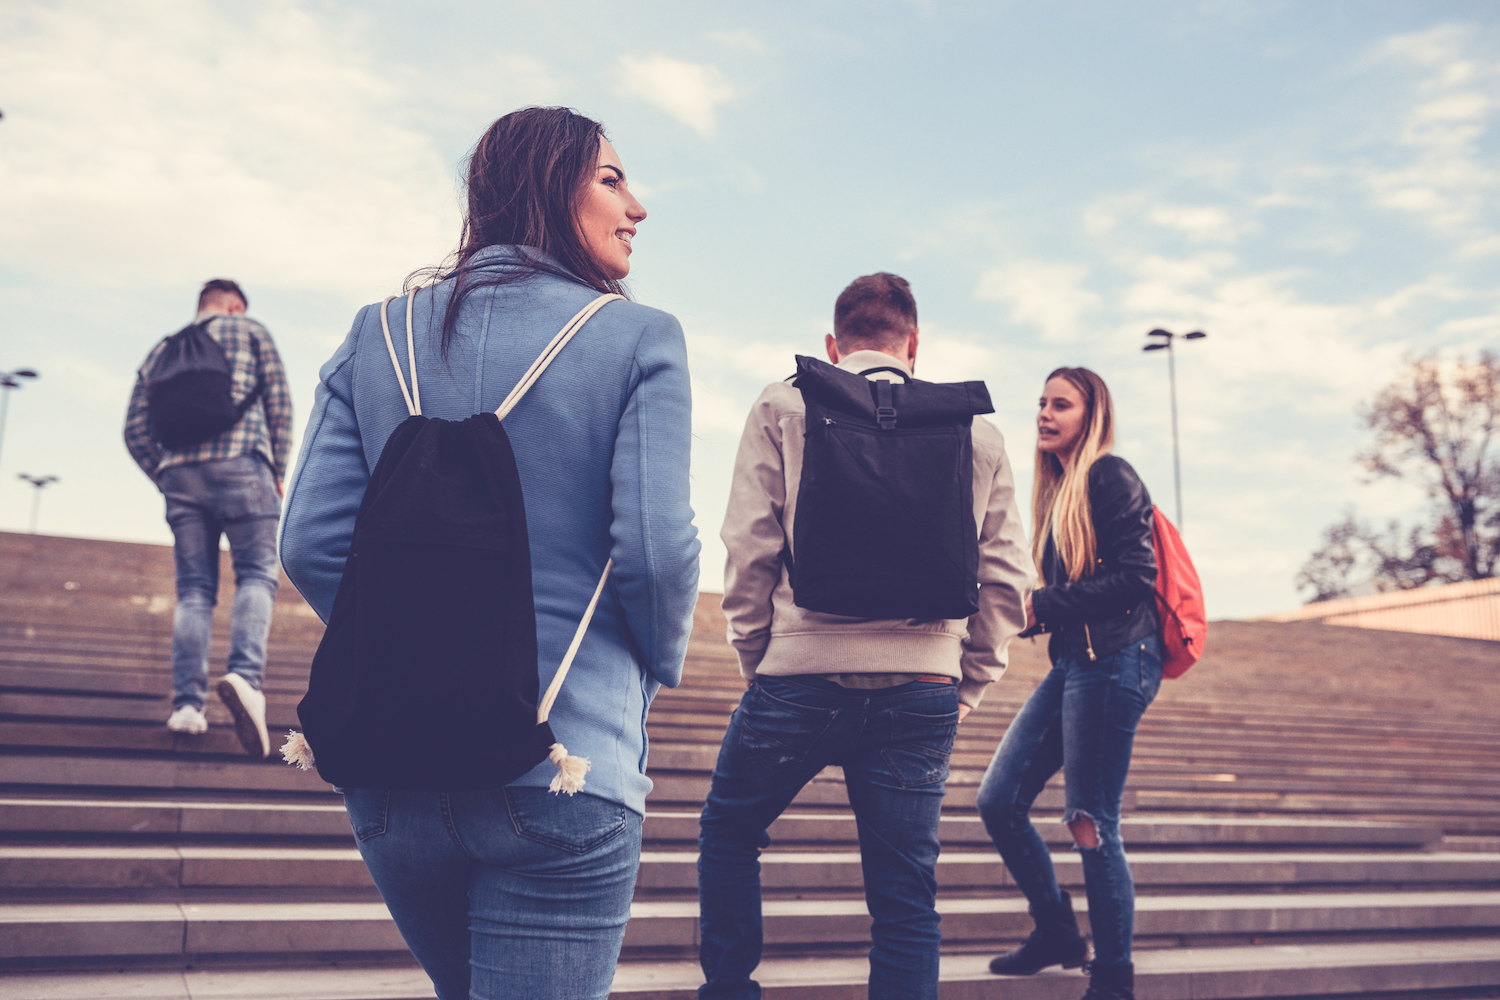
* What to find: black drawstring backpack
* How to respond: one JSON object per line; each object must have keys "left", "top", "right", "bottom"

{"left": 146, "top": 322, "right": 261, "bottom": 449}
{"left": 283, "top": 291, "right": 621, "bottom": 793}
{"left": 788, "top": 355, "right": 995, "bottom": 620}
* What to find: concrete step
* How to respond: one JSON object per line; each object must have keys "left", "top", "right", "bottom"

{"left": 0, "top": 665, "right": 309, "bottom": 700}
{"left": 608, "top": 940, "right": 1500, "bottom": 999}
{"left": 0, "top": 796, "right": 350, "bottom": 838}
{"left": 641, "top": 772, "right": 1090, "bottom": 813}
{"left": 5, "top": 728, "right": 1497, "bottom": 817}
{"left": 2, "top": 941, "right": 1500, "bottom": 1000}
{"left": 0, "top": 722, "right": 291, "bottom": 758}
{"left": 0, "top": 798, "right": 1444, "bottom": 849}
{"left": 1132, "top": 788, "right": 1500, "bottom": 818}
{"left": 0, "top": 693, "right": 305, "bottom": 731}
{"left": 0, "top": 901, "right": 407, "bottom": 961}
{"left": 639, "top": 850, "right": 1500, "bottom": 894}
{"left": 0, "top": 754, "right": 334, "bottom": 795}
{"left": 2, "top": 939, "right": 1498, "bottom": 999}
{"left": 5, "top": 845, "right": 1496, "bottom": 893}
{"left": 643, "top": 812, "right": 1445, "bottom": 849}
{"left": 642, "top": 743, "right": 1500, "bottom": 784}
{"left": 620, "top": 890, "right": 1500, "bottom": 952}
{"left": 13, "top": 707, "right": 1499, "bottom": 787}
{"left": 4, "top": 892, "right": 1499, "bottom": 964}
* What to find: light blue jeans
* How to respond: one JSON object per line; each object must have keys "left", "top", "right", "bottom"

{"left": 344, "top": 786, "right": 643, "bottom": 1000}
{"left": 975, "top": 634, "right": 1163, "bottom": 968}
{"left": 159, "top": 454, "right": 281, "bottom": 709}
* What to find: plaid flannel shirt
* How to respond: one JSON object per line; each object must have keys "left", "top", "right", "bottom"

{"left": 124, "top": 313, "right": 293, "bottom": 483}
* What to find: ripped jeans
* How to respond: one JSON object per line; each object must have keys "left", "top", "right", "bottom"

{"left": 975, "top": 634, "right": 1162, "bottom": 967}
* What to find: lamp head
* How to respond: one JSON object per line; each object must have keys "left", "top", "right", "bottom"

{"left": 1143, "top": 343, "right": 1168, "bottom": 352}
{"left": 1147, "top": 329, "right": 1172, "bottom": 339}
{"left": 1184, "top": 331, "right": 1206, "bottom": 340}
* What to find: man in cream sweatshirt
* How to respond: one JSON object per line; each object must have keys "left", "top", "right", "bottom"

{"left": 697, "top": 273, "right": 1034, "bottom": 1000}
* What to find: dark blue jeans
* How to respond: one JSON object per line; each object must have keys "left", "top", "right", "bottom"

{"left": 159, "top": 455, "right": 281, "bottom": 709}
{"left": 344, "top": 786, "right": 642, "bottom": 1000}
{"left": 975, "top": 634, "right": 1163, "bottom": 967}
{"left": 698, "top": 675, "right": 960, "bottom": 1000}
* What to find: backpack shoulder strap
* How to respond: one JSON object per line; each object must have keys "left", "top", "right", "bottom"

{"left": 379, "top": 292, "right": 422, "bottom": 417}
{"left": 522, "top": 293, "right": 625, "bottom": 723}
{"left": 495, "top": 294, "right": 624, "bottom": 420}
{"left": 233, "top": 326, "right": 265, "bottom": 419}
{"left": 536, "top": 555, "right": 614, "bottom": 729}
{"left": 516, "top": 292, "right": 624, "bottom": 794}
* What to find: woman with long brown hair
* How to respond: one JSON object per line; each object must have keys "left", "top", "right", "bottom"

{"left": 280, "top": 107, "right": 700, "bottom": 1000}
{"left": 975, "top": 367, "right": 1160, "bottom": 1000}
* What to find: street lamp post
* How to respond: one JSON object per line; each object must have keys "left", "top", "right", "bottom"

{"left": 0, "top": 368, "right": 40, "bottom": 480}
{"left": 1142, "top": 329, "right": 1206, "bottom": 528}
{"left": 18, "top": 474, "right": 58, "bottom": 535}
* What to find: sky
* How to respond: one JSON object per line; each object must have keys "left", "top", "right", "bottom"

{"left": 1, "top": 0, "right": 1497, "bottom": 619}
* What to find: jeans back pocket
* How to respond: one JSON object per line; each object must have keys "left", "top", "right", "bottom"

{"left": 881, "top": 704, "right": 959, "bottom": 788}
{"left": 504, "top": 787, "right": 628, "bottom": 855}
{"left": 737, "top": 680, "right": 838, "bottom": 769}
{"left": 343, "top": 788, "right": 391, "bottom": 842}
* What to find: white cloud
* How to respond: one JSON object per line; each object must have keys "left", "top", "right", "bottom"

{"left": 616, "top": 54, "right": 737, "bottom": 138}
{"left": 0, "top": 0, "right": 459, "bottom": 299}
{"left": 1147, "top": 204, "right": 1243, "bottom": 243}
{"left": 975, "top": 261, "right": 1101, "bottom": 343}
{"left": 1363, "top": 24, "right": 1500, "bottom": 241}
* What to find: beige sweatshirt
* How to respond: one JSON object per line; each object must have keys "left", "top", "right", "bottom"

{"left": 720, "top": 350, "right": 1035, "bottom": 709}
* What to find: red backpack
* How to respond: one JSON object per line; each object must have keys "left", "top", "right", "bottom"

{"left": 1151, "top": 506, "right": 1206, "bottom": 678}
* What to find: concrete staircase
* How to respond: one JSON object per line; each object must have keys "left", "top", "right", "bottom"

{"left": 2, "top": 530, "right": 1498, "bottom": 999}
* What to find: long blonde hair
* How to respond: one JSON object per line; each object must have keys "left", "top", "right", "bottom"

{"left": 1032, "top": 367, "right": 1115, "bottom": 583}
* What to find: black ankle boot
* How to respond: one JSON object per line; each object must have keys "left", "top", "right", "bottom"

{"left": 988, "top": 890, "right": 1090, "bottom": 975}
{"left": 1080, "top": 960, "right": 1134, "bottom": 1000}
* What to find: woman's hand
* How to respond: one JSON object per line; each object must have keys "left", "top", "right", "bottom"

{"left": 958, "top": 703, "right": 971, "bottom": 723}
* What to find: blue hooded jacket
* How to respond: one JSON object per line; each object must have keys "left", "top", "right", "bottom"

{"left": 280, "top": 247, "right": 700, "bottom": 815}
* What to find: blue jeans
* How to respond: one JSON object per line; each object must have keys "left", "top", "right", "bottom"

{"left": 344, "top": 786, "right": 643, "bottom": 1000}
{"left": 159, "top": 455, "right": 281, "bottom": 709}
{"left": 698, "top": 675, "right": 960, "bottom": 1000}
{"left": 975, "top": 635, "right": 1163, "bottom": 967}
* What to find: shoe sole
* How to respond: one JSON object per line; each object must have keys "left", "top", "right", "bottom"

{"left": 989, "top": 950, "right": 1091, "bottom": 976}
{"left": 216, "top": 678, "right": 269, "bottom": 758}
{"left": 987, "top": 961, "right": 1089, "bottom": 976}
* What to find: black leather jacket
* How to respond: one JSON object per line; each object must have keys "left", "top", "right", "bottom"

{"left": 1032, "top": 455, "right": 1159, "bottom": 664}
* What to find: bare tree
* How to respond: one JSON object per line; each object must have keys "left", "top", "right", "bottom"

{"left": 1298, "top": 350, "right": 1499, "bottom": 601}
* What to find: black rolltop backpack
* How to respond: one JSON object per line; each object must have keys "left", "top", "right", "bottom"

{"left": 788, "top": 355, "right": 995, "bottom": 620}
{"left": 282, "top": 291, "right": 622, "bottom": 793}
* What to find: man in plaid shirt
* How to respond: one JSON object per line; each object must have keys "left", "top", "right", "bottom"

{"left": 125, "top": 279, "right": 292, "bottom": 756}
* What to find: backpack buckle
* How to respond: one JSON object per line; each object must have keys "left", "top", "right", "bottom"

{"left": 875, "top": 380, "right": 897, "bottom": 430}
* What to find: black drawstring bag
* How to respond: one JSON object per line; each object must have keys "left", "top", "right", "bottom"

{"left": 146, "top": 322, "right": 261, "bottom": 449}
{"left": 788, "top": 355, "right": 995, "bottom": 621}
{"left": 285, "top": 292, "right": 620, "bottom": 792}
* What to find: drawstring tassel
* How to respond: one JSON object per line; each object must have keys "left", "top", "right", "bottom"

{"left": 548, "top": 742, "right": 590, "bottom": 795}
{"left": 281, "top": 731, "right": 316, "bottom": 770}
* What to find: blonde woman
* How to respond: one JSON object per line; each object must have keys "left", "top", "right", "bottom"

{"left": 976, "top": 367, "right": 1160, "bottom": 1000}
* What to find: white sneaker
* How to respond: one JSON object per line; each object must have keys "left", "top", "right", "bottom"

{"left": 217, "top": 673, "right": 270, "bottom": 758}
{"left": 166, "top": 704, "right": 208, "bottom": 735}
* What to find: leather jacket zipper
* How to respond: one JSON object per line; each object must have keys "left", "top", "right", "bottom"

{"left": 1084, "top": 623, "right": 1096, "bottom": 661}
